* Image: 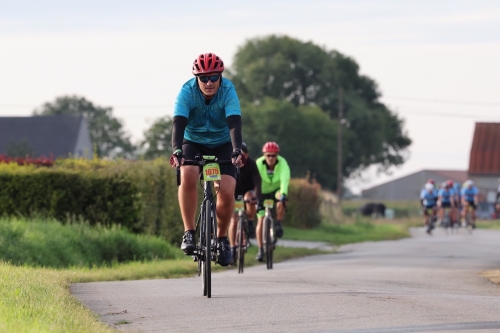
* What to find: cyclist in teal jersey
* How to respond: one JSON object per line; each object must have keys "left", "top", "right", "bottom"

{"left": 170, "top": 53, "right": 243, "bottom": 267}
{"left": 255, "top": 142, "right": 291, "bottom": 262}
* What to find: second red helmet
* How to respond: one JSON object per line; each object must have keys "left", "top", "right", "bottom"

{"left": 192, "top": 53, "right": 225, "bottom": 75}
{"left": 262, "top": 142, "right": 280, "bottom": 153}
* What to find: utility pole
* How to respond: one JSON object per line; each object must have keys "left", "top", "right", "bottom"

{"left": 337, "top": 87, "right": 343, "bottom": 205}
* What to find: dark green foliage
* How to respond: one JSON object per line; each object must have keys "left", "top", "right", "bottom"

{"left": 242, "top": 98, "right": 339, "bottom": 189}
{"left": 0, "top": 218, "right": 181, "bottom": 268}
{"left": 33, "top": 95, "right": 135, "bottom": 158}
{"left": 231, "top": 35, "right": 411, "bottom": 190}
{"left": 0, "top": 169, "right": 140, "bottom": 230}
{"left": 140, "top": 116, "right": 173, "bottom": 159}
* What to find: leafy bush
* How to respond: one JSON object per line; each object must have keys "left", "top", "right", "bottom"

{"left": 285, "top": 178, "right": 322, "bottom": 229}
{"left": 0, "top": 217, "right": 181, "bottom": 268}
{"left": 0, "top": 158, "right": 321, "bottom": 242}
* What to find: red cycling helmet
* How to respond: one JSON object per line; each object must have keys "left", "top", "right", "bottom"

{"left": 262, "top": 142, "right": 280, "bottom": 153}
{"left": 446, "top": 180, "right": 453, "bottom": 187}
{"left": 192, "top": 53, "right": 225, "bottom": 75}
{"left": 427, "top": 178, "right": 435, "bottom": 185}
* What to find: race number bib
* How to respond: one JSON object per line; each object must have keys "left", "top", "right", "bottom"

{"left": 203, "top": 163, "right": 221, "bottom": 181}
{"left": 234, "top": 200, "right": 244, "bottom": 212}
{"left": 263, "top": 199, "right": 274, "bottom": 208}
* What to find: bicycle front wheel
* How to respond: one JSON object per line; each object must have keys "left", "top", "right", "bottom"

{"left": 264, "top": 216, "right": 273, "bottom": 269}
{"left": 202, "top": 201, "right": 212, "bottom": 298}
{"left": 237, "top": 214, "right": 245, "bottom": 273}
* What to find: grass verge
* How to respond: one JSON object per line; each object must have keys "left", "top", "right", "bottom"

{"left": 477, "top": 220, "right": 500, "bottom": 229}
{"left": 283, "top": 220, "right": 410, "bottom": 245}
{"left": 0, "top": 246, "right": 327, "bottom": 332}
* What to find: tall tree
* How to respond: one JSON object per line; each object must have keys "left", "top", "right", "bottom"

{"left": 33, "top": 95, "right": 135, "bottom": 158}
{"left": 242, "top": 98, "right": 339, "bottom": 189}
{"left": 230, "top": 35, "right": 411, "bottom": 188}
{"left": 140, "top": 116, "right": 173, "bottom": 159}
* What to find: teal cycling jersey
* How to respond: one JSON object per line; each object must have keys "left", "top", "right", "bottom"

{"left": 173, "top": 77, "right": 241, "bottom": 148}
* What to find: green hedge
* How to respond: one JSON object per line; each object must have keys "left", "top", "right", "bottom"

{"left": 0, "top": 159, "right": 322, "bottom": 242}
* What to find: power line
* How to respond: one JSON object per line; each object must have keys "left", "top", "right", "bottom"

{"left": 384, "top": 96, "right": 500, "bottom": 107}
{"left": 0, "top": 104, "right": 173, "bottom": 109}
{"left": 398, "top": 109, "right": 500, "bottom": 120}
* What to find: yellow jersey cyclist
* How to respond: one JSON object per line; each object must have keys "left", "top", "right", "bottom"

{"left": 255, "top": 141, "right": 291, "bottom": 262}
{"left": 170, "top": 52, "right": 243, "bottom": 267}
{"left": 461, "top": 180, "right": 479, "bottom": 228}
{"left": 229, "top": 142, "right": 261, "bottom": 263}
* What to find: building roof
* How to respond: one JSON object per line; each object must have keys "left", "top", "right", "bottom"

{"left": 362, "top": 169, "right": 468, "bottom": 193}
{"left": 426, "top": 169, "right": 469, "bottom": 183}
{"left": 469, "top": 122, "right": 500, "bottom": 175}
{"left": 0, "top": 115, "right": 84, "bottom": 158}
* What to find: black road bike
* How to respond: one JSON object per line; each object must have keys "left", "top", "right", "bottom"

{"left": 262, "top": 199, "right": 276, "bottom": 269}
{"left": 176, "top": 154, "right": 239, "bottom": 298}
{"left": 234, "top": 195, "right": 249, "bottom": 273}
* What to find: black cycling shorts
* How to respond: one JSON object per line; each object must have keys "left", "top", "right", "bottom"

{"left": 441, "top": 202, "right": 451, "bottom": 208}
{"left": 465, "top": 201, "right": 476, "bottom": 209}
{"left": 182, "top": 140, "right": 236, "bottom": 179}
{"left": 423, "top": 205, "right": 436, "bottom": 215}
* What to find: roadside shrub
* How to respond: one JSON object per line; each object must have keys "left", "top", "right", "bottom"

{"left": 0, "top": 167, "right": 140, "bottom": 230}
{"left": 285, "top": 178, "right": 322, "bottom": 229}
{"left": 0, "top": 217, "right": 181, "bottom": 268}
{"left": 0, "top": 158, "right": 323, "bottom": 242}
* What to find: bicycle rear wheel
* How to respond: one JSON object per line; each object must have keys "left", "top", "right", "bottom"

{"left": 202, "top": 201, "right": 212, "bottom": 298}
{"left": 264, "top": 216, "right": 273, "bottom": 269}
{"left": 237, "top": 215, "right": 245, "bottom": 274}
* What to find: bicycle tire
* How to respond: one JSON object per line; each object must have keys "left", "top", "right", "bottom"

{"left": 204, "top": 200, "right": 212, "bottom": 298}
{"left": 264, "top": 215, "right": 273, "bottom": 269}
{"left": 237, "top": 214, "right": 245, "bottom": 273}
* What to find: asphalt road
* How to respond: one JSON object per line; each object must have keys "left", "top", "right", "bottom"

{"left": 72, "top": 228, "right": 500, "bottom": 333}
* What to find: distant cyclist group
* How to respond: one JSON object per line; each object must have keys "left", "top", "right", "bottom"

{"left": 169, "top": 52, "right": 290, "bottom": 270}
{"left": 420, "top": 178, "right": 479, "bottom": 234}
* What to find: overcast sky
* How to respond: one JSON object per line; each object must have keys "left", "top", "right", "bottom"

{"left": 1, "top": 0, "right": 499, "bottom": 193}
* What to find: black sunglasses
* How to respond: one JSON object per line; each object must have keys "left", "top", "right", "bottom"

{"left": 265, "top": 154, "right": 277, "bottom": 158}
{"left": 197, "top": 75, "right": 221, "bottom": 83}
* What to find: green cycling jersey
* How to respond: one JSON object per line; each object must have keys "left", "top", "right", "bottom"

{"left": 256, "top": 155, "right": 291, "bottom": 196}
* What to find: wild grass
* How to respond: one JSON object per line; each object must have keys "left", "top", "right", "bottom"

{"left": 283, "top": 220, "right": 410, "bottom": 245}
{"left": 0, "top": 262, "right": 115, "bottom": 333}
{"left": 0, "top": 217, "right": 182, "bottom": 268}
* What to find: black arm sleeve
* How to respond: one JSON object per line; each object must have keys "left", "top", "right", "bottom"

{"left": 172, "top": 116, "right": 188, "bottom": 151}
{"left": 226, "top": 115, "right": 242, "bottom": 150}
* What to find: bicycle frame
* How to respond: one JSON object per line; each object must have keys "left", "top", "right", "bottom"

{"left": 234, "top": 196, "right": 247, "bottom": 273}
{"left": 263, "top": 199, "right": 275, "bottom": 269}
{"left": 177, "top": 154, "right": 238, "bottom": 298}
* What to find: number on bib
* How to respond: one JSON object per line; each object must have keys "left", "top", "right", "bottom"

{"left": 203, "top": 163, "right": 221, "bottom": 181}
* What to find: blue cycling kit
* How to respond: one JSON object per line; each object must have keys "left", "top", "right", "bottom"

{"left": 420, "top": 189, "right": 438, "bottom": 207}
{"left": 461, "top": 187, "right": 478, "bottom": 202}
{"left": 173, "top": 77, "right": 241, "bottom": 148}
{"left": 438, "top": 188, "right": 455, "bottom": 203}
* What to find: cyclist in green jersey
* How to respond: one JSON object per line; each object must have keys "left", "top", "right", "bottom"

{"left": 255, "top": 141, "right": 291, "bottom": 262}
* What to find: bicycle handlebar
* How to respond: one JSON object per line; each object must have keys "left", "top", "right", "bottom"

{"left": 176, "top": 157, "right": 240, "bottom": 186}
